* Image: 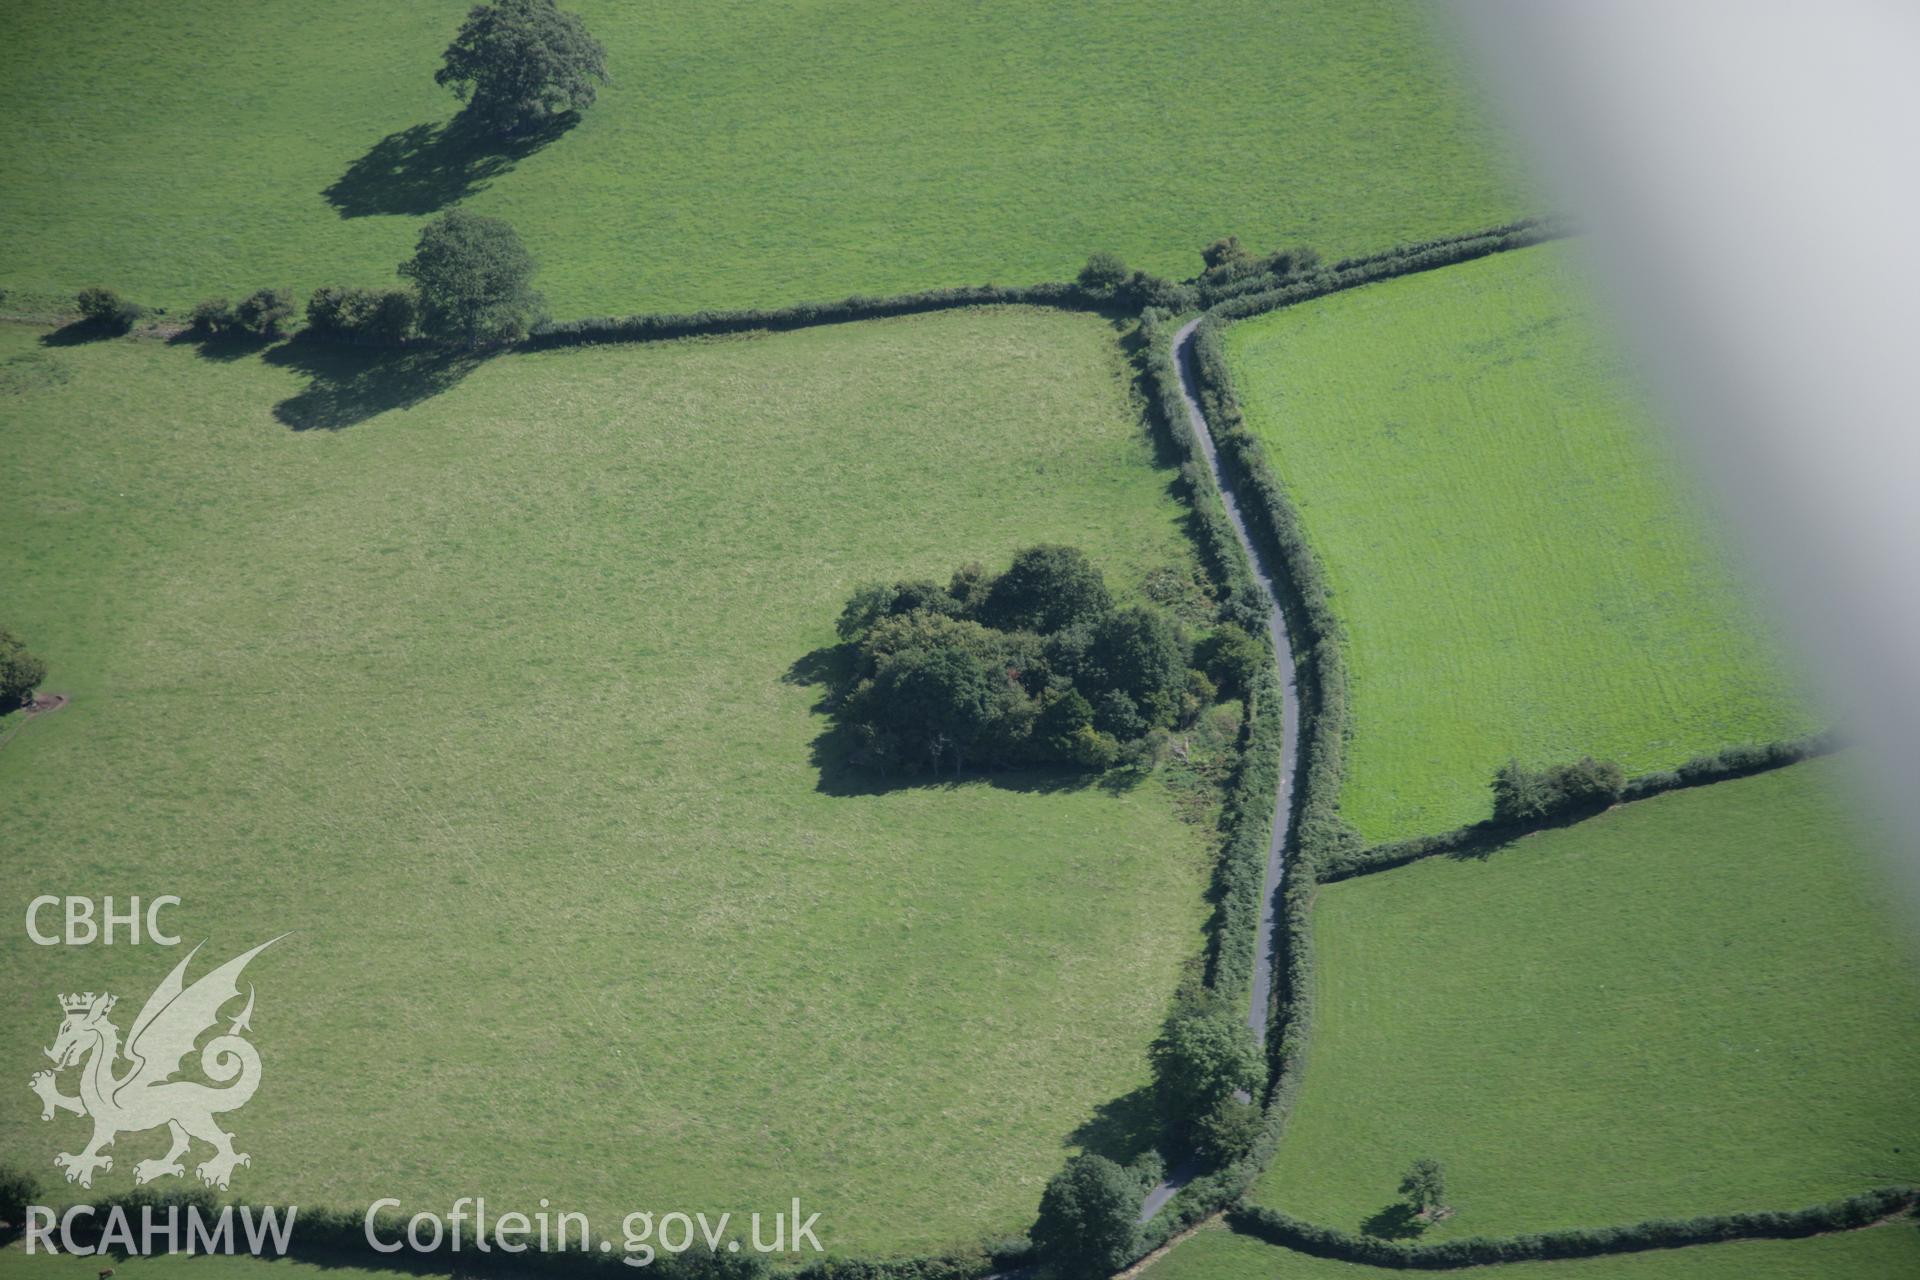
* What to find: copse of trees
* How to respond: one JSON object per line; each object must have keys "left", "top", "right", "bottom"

{"left": 0, "top": 627, "right": 48, "bottom": 710}
{"left": 437, "top": 0, "right": 609, "bottom": 136}
{"left": 400, "top": 209, "right": 544, "bottom": 348}
{"left": 830, "top": 546, "right": 1218, "bottom": 776}
{"left": 1490, "top": 755, "right": 1625, "bottom": 824}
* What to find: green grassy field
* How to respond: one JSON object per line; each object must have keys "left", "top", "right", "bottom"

{"left": 1139, "top": 1220, "right": 1920, "bottom": 1280}
{"left": 1249, "top": 757, "right": 1920, "bottom": 1237}
{"left": 0, "top": 307, "right": 1217, "bottom": 1255}
{"left": 0, "top": 1, "right": 1529, "bottom": 318}
{"left": 1223, "top": 242, "right": 1816, "bottom": 841}
{"left": 0, "top": 1250, "right": 410, "bottom": 1280}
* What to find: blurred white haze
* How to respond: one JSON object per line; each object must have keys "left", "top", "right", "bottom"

{"left": 1444, "top": 2, "right": 1920, "bottom": 935}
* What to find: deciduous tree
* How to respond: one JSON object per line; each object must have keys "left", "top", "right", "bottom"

{"left": 0, "top": 628, "right": 47, "bottom": 710}
{"left": 400, "top": 210, "right": 543, "bottom": 348}
{"left": 436, "top": 0, "right": 609, "bottom": 136}
{"left": 1032, "top": 1153, "right": 1142, "bottom": 1279}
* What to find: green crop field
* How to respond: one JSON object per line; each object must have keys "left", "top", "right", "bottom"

{"left": 0, "top": 306, "right": 1218, "bottom": 1255}
{"left": 1250, "top": 757, "right": 1920, "bottom": 1238}
{"left": 1224, "top": 241, "right": 1816, "bottom": 841}
{"left": 0, "top": 0, "right": 1529, "bottom": 319}
{"left": 1139, "top": 1220, "right": 1920, "bottom": 1280}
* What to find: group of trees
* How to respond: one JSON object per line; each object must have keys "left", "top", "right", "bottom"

{"left": 99, "top": 1, "right": 591, "bottom": 351}
{"left": 190, "top": 288, "right": 298, "bottom": 340}
{"left": 180, "top": 210, "right": 543, "bottom": 351}
{"left": 1075, "top": 237, "right": 1323, "bottom": 310}
{"left": 1490, "top": 755, "right": 1625, "bottom": 823}
{"left": 830, "top": 546, "right": 1239, "bottom": 776}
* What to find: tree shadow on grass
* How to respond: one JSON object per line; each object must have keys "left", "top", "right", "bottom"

{"left": 1360, "top": 1203, "right": 1428, "bottom": 1240}
{"left": 167, "top": 329, "right": 278, "bottom": 364}
{"left": 39, "top": 320, "right": 127, "bottom": 347}
{"left": 1066, "top": 1084, "right": 1164, "bottom": 1167}
{"left": 263, "top": 340, "right": 486, "bottom": 431}
{"left": 323, "top": 111, "right": 580, "bottom": 218}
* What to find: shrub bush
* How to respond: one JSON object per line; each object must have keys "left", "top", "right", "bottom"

{"left": 306, "top": 285, "right": 418, "bottom": 345}
{"left": 235, "top": 287, "right": 296, "bottom": 338}
{"left": 189, "top": 297, "right": 239, "bottom": 337}
{"left": 1490, "top": 756, "right": 1624, "bottom": 824}
{"left": 0, "top": 627, "right": 47, "bottom": 710}
{"left": 1201, "top": 236, "right": 1249, "bottom": 271}
{"left": 75, "top": 286, "right": 144, "bottom": 333}
{"left": 1077, "top": 251, "right": 1131, "bottom": 292}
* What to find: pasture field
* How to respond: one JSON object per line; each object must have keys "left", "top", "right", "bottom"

{"left": 0, "top": 307, "right": 1216, "bottom": 1255}
{"left": 1138, "top": 1220, "right": 1920, "bottom": 1280}
{"left": 1223, "top": 241, "right": 1816, "bottom": 841}
{"left": 0, "top": 1, "right": 1528, "bottom": 318}
{"left": 0, "top": 1251, "right": 405, "bottom": 1280}
{"left": 1250, "top": 758, "right": 1920, "bottom": 1238}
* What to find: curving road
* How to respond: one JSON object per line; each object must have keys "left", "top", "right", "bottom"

{"left": 1138, "top": 318, "right": 1302, "bottom": 1224}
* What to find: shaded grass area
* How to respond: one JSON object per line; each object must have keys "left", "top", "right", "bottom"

{"left": 0, "top": 1248, "right": 414, "bottom": 1280}
{"left": 1250, "top": 758, "right": 1920, "bottom": 1238}
{"left": 0, "top": 1, "right": 1529, "bottom": 316}
{"left": 1222, "top": 241, "right": 1816, "bottom": 841}
{"left": 1139, "top": 1219, "right": 1920, "bottom": 1280}
{"left": 0, "top": 307, "right": 1216, "bottom": 1255}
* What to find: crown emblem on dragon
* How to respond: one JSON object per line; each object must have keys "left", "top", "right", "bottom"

{"left": 31, "top": 937, "right": 285, "bottom": 1191}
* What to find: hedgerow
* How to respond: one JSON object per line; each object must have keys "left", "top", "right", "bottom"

{"left": 1226, "top": 1187, "right": 1917, "bottom": 1268}
{"left": 525, "top": 282, "right": 1108, "bottom": 347}
{"left": 1319, "top": 731, "right": 1843, "bottom": 883}
{"left": 1208, "top": 218, "right": 1568, "bottom": 324}
{"left": 54, "top": 219, "right": 1602, "bottom": 1280}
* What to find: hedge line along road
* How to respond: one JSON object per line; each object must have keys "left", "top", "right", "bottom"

{"left": 1138, "top": 317, "right": 1302, "bottom": 1224}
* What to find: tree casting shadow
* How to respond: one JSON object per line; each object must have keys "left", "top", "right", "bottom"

{"left": 264, "top": 341, "right": 485, "bottom": 432}
{"left": 323, "top": 111, "right": 580, "bottom": 218}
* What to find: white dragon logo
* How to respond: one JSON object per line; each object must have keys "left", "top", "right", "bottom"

{"left": 29, "top": 937, "right": 283, "bottom": 1190}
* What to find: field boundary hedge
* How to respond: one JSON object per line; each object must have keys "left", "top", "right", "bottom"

{"left": 1163, "top": 225, "right": 1901, "bottom": 1280}
{"left": 1318, "top": 731, "right": 1845, "bottom": 883}
{"left": 1226, "top": 1187, "right": 1917, "bottom": 1269}
{"left": 19, "top": 218, "right": 1568, "bottom": 1279}
{"left": 524, "top": 281, "right": 1113, "bottom": 346}
{"left": 1116, "top": 219, "right": 1581, "bottom": 1259}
